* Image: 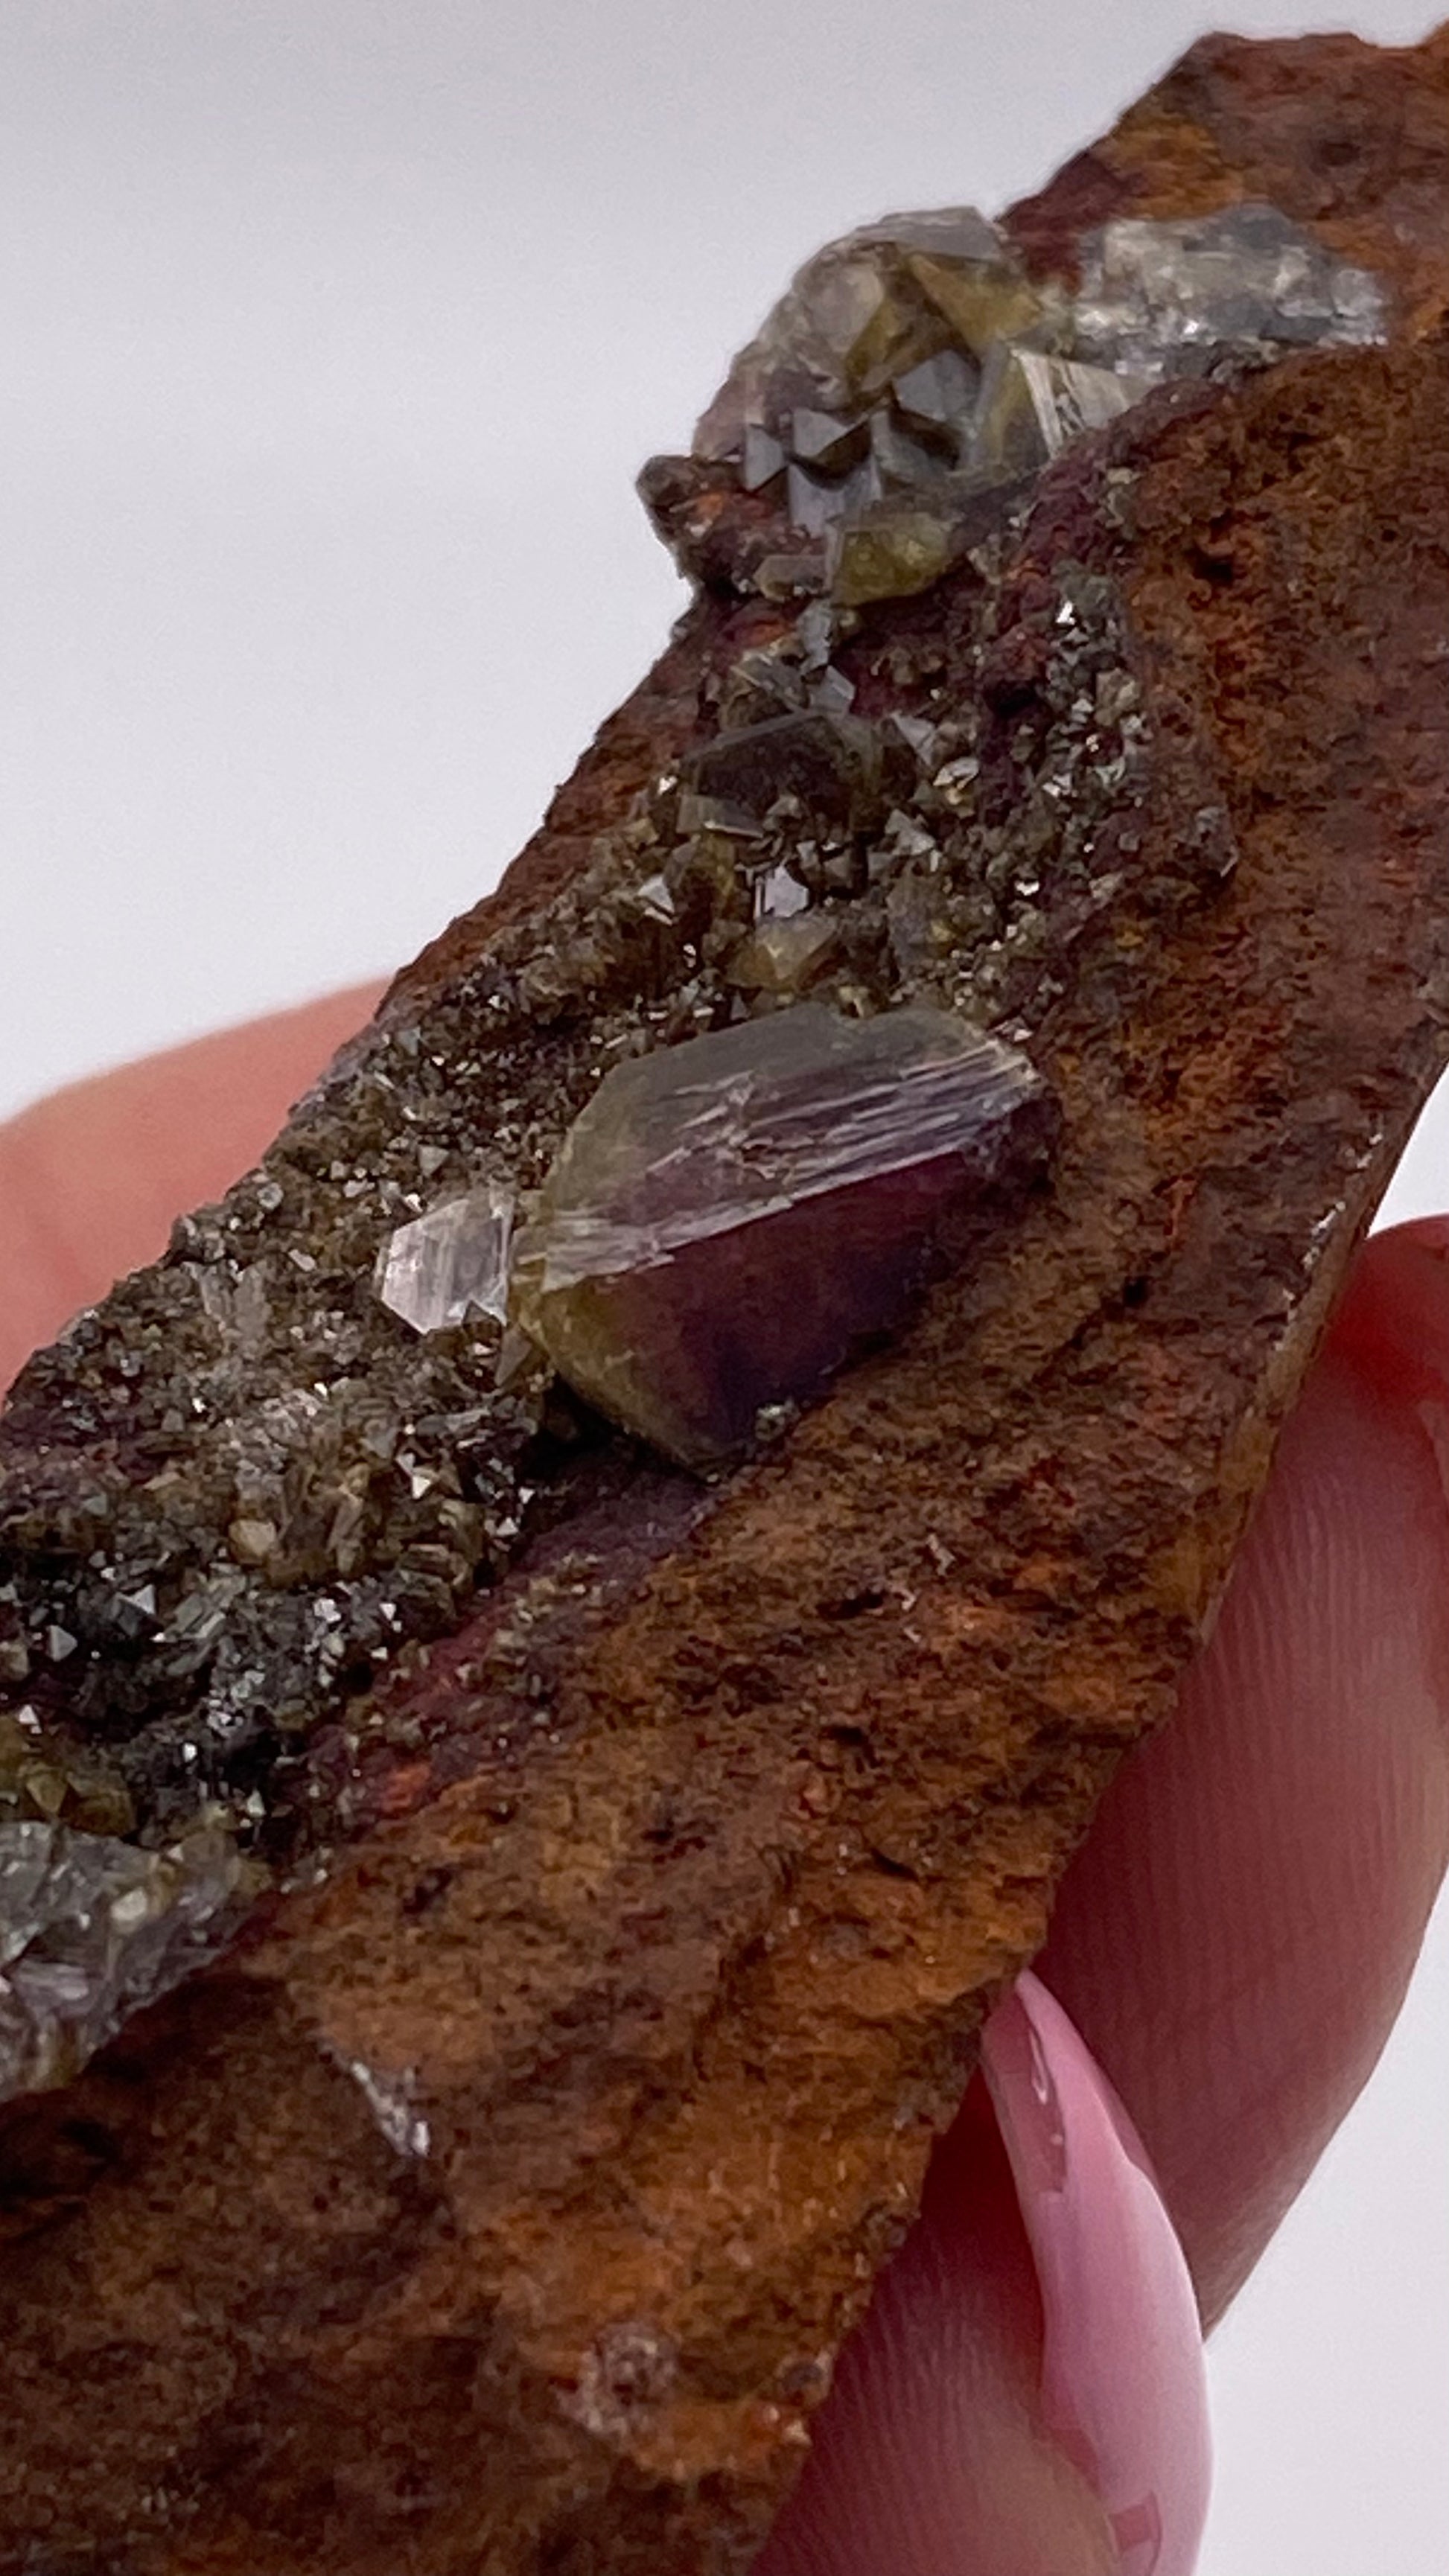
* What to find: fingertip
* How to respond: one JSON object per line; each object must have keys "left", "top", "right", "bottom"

{"left": 981, "top": 1973, "right": 1211, "bottom": 2576}
{"left": 1325, "top": 1217, "right": 1449, "bottom": 1412}
{"left": 1039, "top": 1206, "right": 1449, "bottom": 2328}
{"left": 754, "top": 2064, "right": 1120, "bottom": 2576}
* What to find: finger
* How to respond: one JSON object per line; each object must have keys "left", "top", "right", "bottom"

{"left": 1038, "top": 1215, "right": 1449, "bottom": 2327}
{"left": 761, "top": 1216, "right": 1449, "bottom": 2571}
{"left": 980, "top": 1975, "right": 1210, "bottom": 2575}
{"left": 0, "top": 982, "right": 386, "bottom": 1393}
{"left": 755, "top": 2056, "right": 1122, "bottom": 2576}
{"left": 758, "top": 1975, "right": 1211, "bottom": 2576}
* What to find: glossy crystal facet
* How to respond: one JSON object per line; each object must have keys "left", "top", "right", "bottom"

{"left": 827, "top": 503, "right": 962, "bottom": 607}
{"left": 969, "top": 345, "right": 1151, "bottom": 477}
{"left": 1072, "top": 204, "right": 1389, "bottom": 377}
{"left": 726, "top": 914, "right": 843, "bottom": 994}
{"left": 375, "top": 1185, "right": 515, "bottom": 1334}
{"left": 509, "top": 1004, "right": 1049, "bottom": 1467}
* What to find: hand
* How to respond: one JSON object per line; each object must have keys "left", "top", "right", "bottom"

{"left": 759, "top": 1214, "right": 1449, "bottom": 2573}
{"left": 3, "top": 996, "right": 1445, "bottom": 2575}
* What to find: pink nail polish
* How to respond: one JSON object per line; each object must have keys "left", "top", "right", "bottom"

{"left": 981, "top": 1971, "right": 1212, "bottom": 2575}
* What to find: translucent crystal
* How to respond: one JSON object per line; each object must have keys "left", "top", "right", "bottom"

{"left": 509, "top": 1004, "right": 1050, "bottom": 1468}
{"left": 792, "top": 254, "right": 937, "bottom": 403}
{"left": 692, "top": 205, "right": 1029, "bottom": 449}
{"left": 900, "top": 251, "right": 1049, "bottom": 357}
{"left": 655, "top": 193, "right": 1391, "bottom": 616}
{"left": 0, "top": 1821, "right": 254, "bottom": 2099}
{"left": 197, "top": 1259, "right": 272, "bottom": 1354}
{"left": 856, "top": 207, "right": 1007, "bottom": 264}
{"left": 375, "top": 1185, "right": 514, "bottom": 1334}
{"left": 1071, "top": 205, "right": 1390, "bottom": 377}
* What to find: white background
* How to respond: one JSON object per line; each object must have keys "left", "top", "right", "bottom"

{"left": 0, "top": 5, "right": 1445, "bottom": 2566}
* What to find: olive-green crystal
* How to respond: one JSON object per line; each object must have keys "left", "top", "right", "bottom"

{"left": 827, "top": 504, "right": 961, "bottom": 607}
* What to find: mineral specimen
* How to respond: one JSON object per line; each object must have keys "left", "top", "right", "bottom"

{"left": 0, "top": 1706, "right": 133, "bottom": 1835}
{"left": 968, "top": 342, "right": 1150, "bottom": 476}
{"left": 1, "top": 22, "right": 1448, "bottom": 2576}
{"left": 826, "top": 499, "right": 963, "bottom": 606}
{"left": 684, "top": 706, "right": 886, "bottom": 829}
{"left": 509, "top": 1004, "right": 1051, "bottom": 1467}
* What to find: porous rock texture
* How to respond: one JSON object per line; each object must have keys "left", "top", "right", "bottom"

{"left": 4, "top": 24, "right": 1449, "bottom": 2574}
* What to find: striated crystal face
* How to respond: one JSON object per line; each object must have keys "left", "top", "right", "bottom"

{"left": 375, "top": 1185, "right": 514, "bottom": 1334}
{"left": 0, "top": 1821, "right": 255, "bottom": 2095}
{"left": 969, "top": 345, "right": 1152, "bottom": 477}
{"left": 509, "top": 1004, "right": 1051, "bottom": 1468}
{"left": 649, "top": 195, "right": 1389, "bottom": 609}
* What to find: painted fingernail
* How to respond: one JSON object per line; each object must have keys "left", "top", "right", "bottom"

{"left": 981, "top": 1970, "right": 1212, "bottom": 2575}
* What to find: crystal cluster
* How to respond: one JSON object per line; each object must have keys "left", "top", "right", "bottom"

{"left": 507, "top": 1003, "right": 1050, "bottom": 1467}
{"left": 1071, "top": 205, "right": 1388, "bottom": 376}
{"left": 0, "top": 1820, "right": 255, "bottom": 2095}
{"left": 0, "top": 1705, "right": 133, "bottom": 1834}
{"left": 652, "top": 200, "right": 1387, "bottom": 604}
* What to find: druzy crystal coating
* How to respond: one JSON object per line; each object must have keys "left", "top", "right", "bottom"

{"left": 1071, "top": 205, "right": 1389, "bottom": 376}
{"left": 375, "top": 1184, "right": 514, "bottom": 1333}
{"left": 509, "top": 1004, "right": 1049, "bottom": 1467}
{"left": 0, "top": 1820, "right": 252, "bottom": 2096}
{"left": 654, "top": 198, "right": 1388, "bottom": 606}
